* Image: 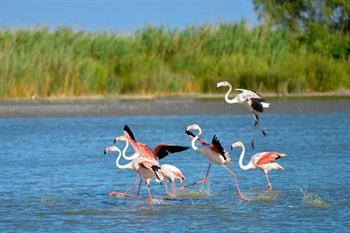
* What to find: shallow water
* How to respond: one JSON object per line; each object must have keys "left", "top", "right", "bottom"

{"left": 1, "top": 114, "right": 350, "bottom": 232}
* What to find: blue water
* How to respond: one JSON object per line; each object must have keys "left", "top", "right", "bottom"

{"left": 1, "top": 113, "right": 350, "bottom": 232}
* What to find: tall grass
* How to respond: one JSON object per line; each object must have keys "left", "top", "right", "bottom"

{"left": 0, "top": 22, "right": 349, "bottom": 98}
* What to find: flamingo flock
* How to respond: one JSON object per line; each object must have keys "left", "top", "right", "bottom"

{"left": 103, "top": 80, "right": 287, "bottom": 204}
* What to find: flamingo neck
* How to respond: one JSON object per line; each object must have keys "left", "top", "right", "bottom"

{"left": 121, "top": 140, "right": 139, "bottom": 160}
{"left": 224, "top": 83, "right": 237, "bottom": 104}
{"left": 116, "top": 147, "right": 133, "bottom": 170}
{"left": 191, "top": 128, "right": 201, "bottom": 151}
{"left": 237, "top": 143, "right": 254, "bottom": 170}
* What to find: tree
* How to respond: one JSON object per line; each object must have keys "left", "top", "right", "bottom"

{"left": 253, "top": 0, "right": 350, "bottom": 33}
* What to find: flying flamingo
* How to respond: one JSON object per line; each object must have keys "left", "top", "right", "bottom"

{"left": 183, "top": 124, "right": 249, "bottom": 201}
{"left": 231, "top": 141, "right": 287, "bottom": 192}
{"left": 216, "top": 81, "right": 270, "bottom": 149}
{"left": 160, "top": 164, "right": 185, "bottom": 193}
{"left": 105, "top": 136, "right": 169, "bottom": 204}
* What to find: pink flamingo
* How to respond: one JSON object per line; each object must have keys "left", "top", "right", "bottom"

{"left": 217, "top": 81, "right": 270, "bottom": 149}
{"left": 119, "top": 125, "right": 189, "bottom": 161}
{"left": 105, "top": 136, "right": 169, "bottom": 204}
{"left": 231, "top": 141, "right": 287, "bottom": 192}
{"left": 109, "top": 125, "right": 188, "bottom": 198}
{"left": 183, "top": 124, "right": 249, "bottom": 201}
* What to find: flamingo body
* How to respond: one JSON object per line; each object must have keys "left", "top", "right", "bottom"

{"left": 184, "top": 124, "right": 248, "bottom": 201}
{"left": 232, "top": 141, "right": 287, "bottom": 191}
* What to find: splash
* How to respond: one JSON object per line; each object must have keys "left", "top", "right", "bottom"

{"left": 253, "top": 190, "right": 278, "bottom": 202}
{"left": 174, "top": 184, "right": 211, "bottom": 198}
{"left": 300, "top": 188, "right": 330, "bottom": 207}
{"left": 174, "top": 190, "right": 210, "bottom": 198}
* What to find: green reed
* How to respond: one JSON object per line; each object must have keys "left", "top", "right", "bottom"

{"left": 0, "top": 22, "right": 349, "bottom": 98}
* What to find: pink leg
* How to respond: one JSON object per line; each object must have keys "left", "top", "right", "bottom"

{"left": 109, "top": 175, "right": 140, "bottom": 199}
{"left": 146, "top": 183, "right": 153, "bottom": 205}
{"left": 263, "top": 171, "right": 272, "bottom": 192}
{"left": 170, "top": 180, "right": 177, "bottom": 193}
{"left": 180, "top": 163, "right": 211, "bottom": 190}
{"left": 222, "top": 165, "right": 250, "bottom": 201}
{"left": 161, "top": 180, "right": 175, "bottom": 197}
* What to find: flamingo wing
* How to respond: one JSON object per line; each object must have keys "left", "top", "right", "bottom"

{"left": 139, "top": 161, "right": 162, "bottom": 179}
{"left": 249, "top": 98, "right": 266, "bottom": 113}
{"left": 255, "top": 152, "right": 285, "bottom": 166}
{"left": 154, "top": 144, "right": 190, "bottom": 160}
{"left": 210, "top": 134, "right": 227, "bottom": 160}
{"left": 185, "top": 130, "right": 209, "bottom": 145}
{"left": 138, "top": 143, "right": 158, "bottom": 160}
{"left": 124, "top": 125, "right": 137, "bottom": 141}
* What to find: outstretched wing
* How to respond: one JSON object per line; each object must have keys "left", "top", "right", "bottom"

{"left": 211, "top": 135, "right": 227, "bottom": 160}
{"left": 154, "top": 144, "right": 190, "bottom": 160}
{"left": 124, "top": 125, "right": 136, "bottom": 141}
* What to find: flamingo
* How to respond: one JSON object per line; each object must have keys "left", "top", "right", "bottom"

{"left": 105, "top": 137, "right": 142, "bottom": 198}
{"left": 113, "top": 136, "right": 186, "bottom": 194}
{"left": 108, "top": 125, "right": 188, "bottom": 198}
{"left": 231, "top": 141, "right": 287, "bottom": 192}
{"left": 105, "top": 136, "right": 168, "bottom": 204}
{"left": 119, "top": 125, "right": 190, "bottom": 161}
{"left": 183, "top": 124, "right": 249, "bottom": 201}
{"left": 160, "top": 164, "right": 185, "bottom": 193}
{"left": 216, "top": 81, "right": 270, "bottom": 149}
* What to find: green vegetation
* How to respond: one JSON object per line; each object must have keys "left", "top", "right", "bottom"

{"left": 0, "top": 1, "right": 349, "bottom": 98}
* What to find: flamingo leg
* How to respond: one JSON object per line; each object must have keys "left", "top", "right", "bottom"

{"left": 161, "top": 179, "right": 174, "bottom": 197}
{"left": 146, "top": 183, "right": 153, "bottom": 204}
{"left": 251, "top": 113, "right": 258, "bottom": 149}
{"left": 137, "top": 179, "right": 142, "bottom": 196}
{"left": 222, "top": 165, "right": 250, "bottom": 201}
{"left": 109, "top": 175, "right": 140, "bottom": 199}
{"left": 170, "top": 180, "right": 177, "bottom": 193}
{"left": 263, "top": 171, "right": 272, "bottom": 192}
{"left": 180, "top": 163, "right": 211, "bottom": 190}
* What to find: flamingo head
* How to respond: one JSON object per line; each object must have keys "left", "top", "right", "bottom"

{"left": 104, "top": 146, "right": 119, "bottom": 154}
{"left": 231, "top": 141, "right": 244, "bottom": 150}
{"left": 114, "top": 135, "right": 127, "bottom": 143}
{"left": 185, "top": 124, "right": 201, "bottom": 135}
{"left": 216, "top": 81, "right": 231, "bottom": 88}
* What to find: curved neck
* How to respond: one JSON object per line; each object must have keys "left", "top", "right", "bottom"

{"left": 237, "top": 143, "right": 253, "bottom": 170}
{"left": 224, "top": 83, "right": 236, "bottom": 104}
{"left": 191, "top": 128, "right": 201, "bottom": 151}
{"left": 115, "top": 147, "right": 133, "bottom": 170}
{"left": 121, "top": 140, "right": 139, "bottom": 160}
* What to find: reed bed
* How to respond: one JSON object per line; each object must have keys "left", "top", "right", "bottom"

{"left": 0, "top": 22, "right": 349, "bottom": 98}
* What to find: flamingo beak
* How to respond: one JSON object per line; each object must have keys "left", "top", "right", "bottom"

{"left": 104, "top": 149, "right": 107, "bottom": 155}
{"left": 113, "top": 138, "right": 117, "bottom": 143}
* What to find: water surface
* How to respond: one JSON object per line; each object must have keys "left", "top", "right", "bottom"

{"left": 1, "top": 114, "right": 349, "bottom": 232}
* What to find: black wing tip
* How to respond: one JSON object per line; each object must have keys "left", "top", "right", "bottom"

{"left": 151, "top": 165, "right": 161, "bottom": 171}
{"left": 123, "top": 124, "right": 136, "bottom": 141}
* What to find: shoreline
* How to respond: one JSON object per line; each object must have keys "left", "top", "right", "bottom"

{"left": 0, "top": 98, "right": 349, "bottom": 118}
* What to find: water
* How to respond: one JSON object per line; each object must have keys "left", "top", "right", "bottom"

{"left": 1, "top": 113, "right": 350, "bottom": 232}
